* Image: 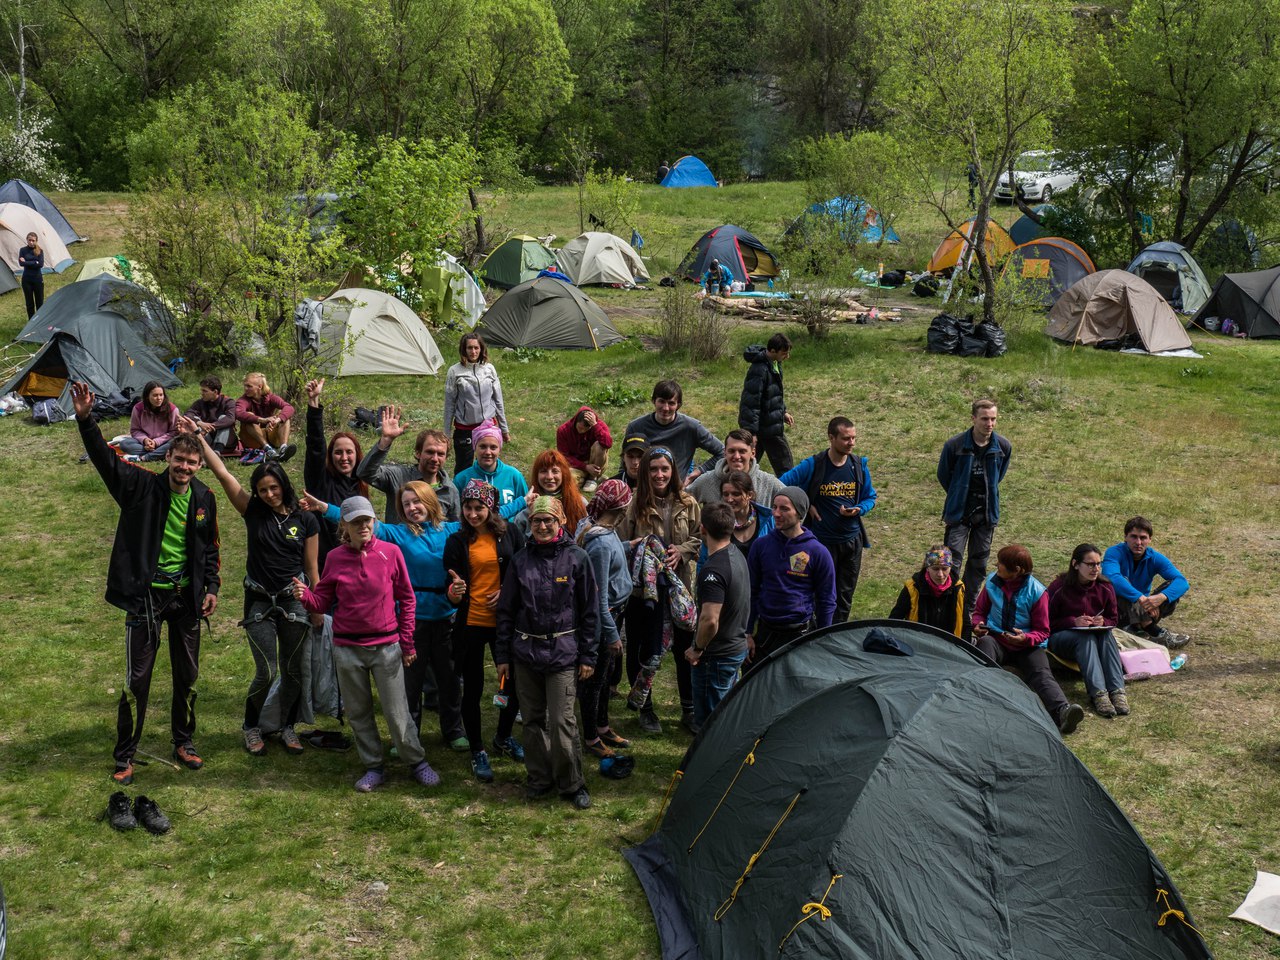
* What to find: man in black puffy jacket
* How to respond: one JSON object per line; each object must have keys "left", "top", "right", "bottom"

{"left": 737, "top": 333, "right": 794, "bottom": 473}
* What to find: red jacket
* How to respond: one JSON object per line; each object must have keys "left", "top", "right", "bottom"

{"left": 555, "top": 406, "right": 612, "bottom": 470}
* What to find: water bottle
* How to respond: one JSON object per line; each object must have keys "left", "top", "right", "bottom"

{"left": 492, "top": 672, "right": 509, "bottom": 709}
{"left": 1170, "top": 654, "right": 1187, "bottom": 670}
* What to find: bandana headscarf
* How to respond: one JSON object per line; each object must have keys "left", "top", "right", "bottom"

{"left": 925, "top": 547, "right": 953, "bottom": 569}
{"left": 530, "top": 495, "right": 566, "bottom": 523}
{"left": 587, "top": 478, "right": 632, "bottom": 521}
{"left": 472, "top": 422, "right": 503, "bottom": 448}
{"left": 460, "top": 479, "right": 497, "bottom": 511}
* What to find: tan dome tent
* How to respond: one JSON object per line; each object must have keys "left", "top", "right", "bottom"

{"left": 927, "top": 219, "right": 1015, "bottom": 275}
{"left": 317, "top": 288, "right": 444, "bottom": 376}
{"left": 0, "top": 203, "right": 74, "bottom": 273}
{"left": 476, "top": 277, "right": 623, "bottom": 350}
{"left": 555, "top": 232, "right": 649, "bottom": 286}
{"left": 1046, "top": 270, "right": 1193, "bottom": 353}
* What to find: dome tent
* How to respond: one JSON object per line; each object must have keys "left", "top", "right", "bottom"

{"left": 480, "top": 236, "right": 558, "bottom": 290}
{"left": 475, "top": 277, "right": 623, "bottom": 350}
{"left": 678, "top": 225, "right": 780, "bottom": 283}
{"left": 786, "top": 197, "right": 901, "bottom": 244}
{"left": 1046, "top": 270, "right": 1193, "bottom": 353}
{"left": 0, "top": 179, "right": 84, "bottom": 245}
{"left": 315, "top": 288, "right": 444, "bottom": 376}
{"left": 1190, "top": 264, "right": 1280, "bottom": 339}
{"left": 1008, "top": 204, "right": 1056, "bottom": 245}
{"left": 625, "top": 620, "right": 1211, "bottom": 960}
{"left": 556, "top": 232, "right": 649, "bottom": 286}
{"left": 660, "top": 155, "right": 718, "bottom": 188}
{"left": 927, "top": 218, "right": 1015, "bottom": 274}
{"left": 0, "top": 203, "right": 74, "bottom": 274}
{"left": 1001, "top": 237, "right": 1096, "bottom": 306}
{"left": 1126, "top": 241, "right": 1213, "bottom": 315}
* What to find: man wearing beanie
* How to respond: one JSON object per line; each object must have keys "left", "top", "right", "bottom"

{"left": 746, "top": 486, "right": 836, "bottom": 663}
{"left": 454, "top": 422, "right": 529, "bottom": 506}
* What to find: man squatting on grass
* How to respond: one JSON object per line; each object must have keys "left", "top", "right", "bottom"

{"left": 1101, "top": 516, "right": 1191, "bottom": 650}
{"left": 73, "top": 382, "right": 220, "bottom": 787}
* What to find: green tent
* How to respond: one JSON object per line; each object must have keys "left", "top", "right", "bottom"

{"left": 626, "top": 620, "right": 1212, "bottom": 960}
{"left": 480, "top": 235, "right": 557, "bottom": 289}
{"left": 475, "top": 278, "right": 624, "bottom": 350}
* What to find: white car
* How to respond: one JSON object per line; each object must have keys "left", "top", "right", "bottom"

{"left": 995, "top": 150, "right": 1078, "bottom": 202}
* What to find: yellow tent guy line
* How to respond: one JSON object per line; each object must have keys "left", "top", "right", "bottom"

{"left": 714, "top": 789, "right": 804, "bottom": 922}
{"left": 649, "top": 769, "right": 683, "bottom": 837}
{"left": 1155, "top": 888, "right": 1204, "bottom": 939}
{"left": 688, "top": 737, "right": 763, "bottom": 853}
{"left": 777, "top": 873, "right": 844, "bottom": 953}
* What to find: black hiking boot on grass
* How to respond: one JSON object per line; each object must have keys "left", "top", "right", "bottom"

{"left": 134, "top": 796, "right": 171, "bottom": 835}
{"left": 104, "top": 791, "right": 137, "bottom": 831}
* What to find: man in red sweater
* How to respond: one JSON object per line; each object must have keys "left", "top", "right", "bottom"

{"left": 555, "top": 405, "right": 612, "bottom": 494}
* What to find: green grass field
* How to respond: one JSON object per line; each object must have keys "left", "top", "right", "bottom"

{"left": 1, "top": 188, "right": 1278, "bottom": 959}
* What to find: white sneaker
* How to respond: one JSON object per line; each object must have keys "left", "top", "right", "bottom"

{"left": 582, "top": 479, "right": 598, "bottom": 494}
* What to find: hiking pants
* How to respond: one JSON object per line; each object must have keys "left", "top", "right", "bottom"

{"left": 1116, "top": 581, "right": 1180, "bottom": 635}
{"left": 515, "top": 664, "right": 584, "bottom": 796}
{"left": 569, "top": 442, "right": 610, "bottom": 489}
{"left": 332, "top": 642, "right": 425, "bottom": 771}
{"left": 1048, "top": 629, "right": 1125, "bottom": 698}
{"left": 242, "top": 594, "right": 309, "bottom": 730}
{"left": 453, "top": 623, "right": 520, "bottom": 752}
{"left": 452, "top": 426, "right": 476, "bottom": 472}
{"left": 21, "top": 278, "right": 43, "bottom": 319}
{"left": 404, "top": 618, "right": 462, "bottom": 742}
{"left": 821, "top": 537, "right": 863, "bottom": 624}
{"left": 945, "top": 520, "right": 995, "bottom": 627}
{"left": 116, "top": 587, "right": 201, "bottom": 767}
{"left": 752, "top": 619, "right": 809, "bottom": 667}
{"left": 756, "top": 433, "right": 794, "bottom": 475}
{"left": 974, "top": 637, "right": 1070, "bottom": 722}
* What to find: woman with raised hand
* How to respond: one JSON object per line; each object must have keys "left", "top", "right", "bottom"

{"left": 292, "top": 496, "right": 439, "bottom": 792}
{"left": 442, "top": 480, "right": 528, "bottom": 783}
{"left": 443, "top": 332, "right": 510, "bottom": 472}
{"left": 185, "top": 419, "right": 319, "bottom": 757}
{"left": 302, "top": 377, "right": 368, "bottom": 564}
{"left": 1047, "top": 543, "right": 1127, "bottom": 719}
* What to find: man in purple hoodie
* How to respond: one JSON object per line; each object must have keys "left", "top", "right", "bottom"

{"left": 746, "top": 486, "right": 836, "bottom": 664}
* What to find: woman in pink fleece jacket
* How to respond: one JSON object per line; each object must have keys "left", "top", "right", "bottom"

{"left": 117, "top": 381, "right": 179, "bottom": 461}
{"left": 292, "top": 496, "right": 441, "bottom": 792}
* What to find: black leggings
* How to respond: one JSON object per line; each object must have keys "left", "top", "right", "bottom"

{"left": 453, "top": 622, "right": 520, "bottom": 752}
{"left": 406, "top": 618, "right": 462, "bottom": 740}
{"left": 624, "top": 595, "right": 693, "bottom": 712}
{"left": 579, "top": 607, "right": 623, "bottom": 740}
{"left": 22, "top": 278, "right": 44, "bottom": 319}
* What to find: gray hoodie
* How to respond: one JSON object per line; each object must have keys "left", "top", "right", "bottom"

{"left": 685, "top": 457, "right": 784, "bottom": 508}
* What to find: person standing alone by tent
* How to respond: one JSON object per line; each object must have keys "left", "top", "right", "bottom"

{"left": 938, "top": 399, "right": 1011, "bottom": 627}
{"left": 737, "top": 333, "right": 794, "bottom": 474}
{"left": 72, "top": 382, "right": 220, "bottom": 786}
{"left": 17, "top": 231, "right": 43, "bottom": 319}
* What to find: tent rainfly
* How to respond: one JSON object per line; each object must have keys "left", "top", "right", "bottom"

{"left": 475, "top": 277, "right": 623, "bottom": 350}
{"left": 1046, "top": 269, "right": 1193, "bottom": 352}
{"left": 1001, "top": 237, "right": 1096, "bottom": 306}
{"left": 787, "top": 197, "right": 901, "bottom": 244}
{"left": 678, "top": 225, "right": 780, "bottom": 283}
{"left": 0, "top": 203, "right": 75, "bottom": 273}
{"left": 308, "top": 288, "right": 444, "bottom": 376}
{"left": 1189, "top": 265, "right": 1280, "bottom": 339}
{"left": 927, "top": 219, "right": 1016, "bottom": 275}
{"left": 1126, "top": 241, "right": 1213, "bottom": 315}
{"left": 481, "top": 236, "right": 558, "bottom": 290}
{"left": 0, "top": 179, "right": 85, "bottom": 245}
{"left": 556, "top": 232, "right": 649, "bottom": 286}
{"left": 660, "top": 156, "right": 718, "bottom": 188}
{"left": 0, "top": 268, "right": 15, "bottom": 296}
{"left": 1, "top": 276, "right": 180, "bottom": 416}
{"left": 1008, "top": 204, "right": 1056, "bottom": 246}
{"left": 626, "top": 620, "right": 1213, "bottom": 960}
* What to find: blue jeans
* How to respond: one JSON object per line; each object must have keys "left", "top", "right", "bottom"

{"left": 691, "top": 650, "right": 747, "bottom": 728}
{"left": 1048, "top": 628, "right": 1125, "bottom": 697}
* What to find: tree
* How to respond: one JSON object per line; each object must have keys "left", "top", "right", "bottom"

{"left": 797, "top": 132, "right": 913, "bottom": 248}
{"left": 877, "top": 0, "right": 1074, "bottom": 322}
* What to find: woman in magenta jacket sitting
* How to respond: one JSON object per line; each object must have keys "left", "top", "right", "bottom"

{"left": 1047, "top": 543, "right": 1127, "bottom": 719}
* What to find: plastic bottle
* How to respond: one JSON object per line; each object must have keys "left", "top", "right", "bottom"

{"left": 1170, "top": 654, "right": 1187, "bottom": 670}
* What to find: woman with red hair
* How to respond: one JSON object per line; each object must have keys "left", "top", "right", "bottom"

{"left": 516, "top": 449, "right": 588, "bottom": 535}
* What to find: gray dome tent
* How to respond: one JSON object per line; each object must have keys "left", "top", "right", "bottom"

{"left": 1, "top": 276, "right": 179, "bottom": 416}
{"left": 1189, "top": 264, "right": 1280, "bottom": 338}
{"left": 475, "top": 277, "right": 624, "bottom": 350}
{"left": 1126, "top": 241, "right": 1212, "bottom": 315}
{"left": 626, "top": 620, "right": 1211, "bottom": 960}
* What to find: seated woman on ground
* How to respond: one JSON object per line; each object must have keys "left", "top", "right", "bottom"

{"left": 972, "top": 543, "right": 1086, "bottom": 735}
{"left": 117, "top": 381, "right": 179, "bottom": 461}
{"left": 888, "top": 544, "right": 965, "bottom": 639}
{"left": 1047, "top": 543, "right": 1128, "bottom": 719}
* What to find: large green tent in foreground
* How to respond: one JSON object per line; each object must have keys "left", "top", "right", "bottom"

{"left": 626, "top": 620, "right": 1212, "bottom": 960}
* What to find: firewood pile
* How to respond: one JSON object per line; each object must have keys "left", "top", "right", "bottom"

{"left": 700, "top": 290, "right": 902, "bottom": 323}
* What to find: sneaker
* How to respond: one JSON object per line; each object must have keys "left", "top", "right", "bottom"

{"left": 354, "top": 769, "right": 386, "bottom": 793}
{"left": 243, "top": 727, "right": 267, "bottom": 756}
{"left": 598, "top": 728, "right": 631, "bottom": 750}
{"left": 173, "top": 744, "right": 204, "bottom": 769}
{"left": 280, "top": 726, "right": 304, "bottom": 755}
{"left": 1109, "top": 689, "right": 1131, "bottom": 716}
{"left": 638, "top": 706, "right": 662, "bottom": 735}
{"left": 239, "top": 449, "right": 265, "bottom": 465}
{"left": 471, "top": 750, "right": 494, "bottom": 783}
{"left": 111, "top": 763, "right": 134, "bottom": 786}
{"left": 492, "top": 735, "right": 525, "bottom": 762}
{"left": 582, "top": 479, "right": 599, "bottom": 494}
{"left": 681, "top": 711, "right": 701, "bottom": 735}
{"left": 567, "top": 786, "right": 592, "bottom": 810}
{"left": 134, "top": 795, "right": 171, "bottom": 835}
{"left": 626, "top": 672, "right": 654, "bottom": 711}
{"left": 411, "top": 761, "right": 441, "bottom": 787}
{"left": 585, "top": 739, "right": 615, "bottom": 760}
{"left": 448, "top": 736, "right": 471, "bottom": 752}
{"left": 104, "top": 791, "right": 137, "bottom": 831}
{"left": 1091, "top": 691, "right": 1117, "bottom": 719}
{"left": 1154, "top": 628, "right": 1191, "bottom": 650}
{"left": 273, "top": 443, "right": 297, "bottom": 463}
{"left": 1056, "top": 703, "right": 1085, "bottom": 736}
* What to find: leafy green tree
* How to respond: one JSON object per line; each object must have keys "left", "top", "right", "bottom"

{"left": 877, "top": 0, "right": 1074, "bottom": 322}
{"left": 796, "top": 132, "right": 912, "bottom": 250}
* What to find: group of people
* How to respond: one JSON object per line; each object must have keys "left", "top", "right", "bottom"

{"left": 73, "top": 329, "right": 1193, "bottom": 810}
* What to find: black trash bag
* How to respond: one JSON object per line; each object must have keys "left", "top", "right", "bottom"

{"left": 880, "top": 269, "right": 906, "bottom": 288}
{"left": 913, "top": 275, "right": 941, "bottom": 297}
{"left": 958, "top": 332, "right": 987, "bottom": 357}
{"left": 926, "top": 313, "right": 963, "bottom": 354}
{"left": 973, "top": 320, "right": 1008, "bottom": 358}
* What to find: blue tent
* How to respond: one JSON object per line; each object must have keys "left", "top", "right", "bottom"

{"left": 0, "top": 179, "right": 84, "bottom": 245}
{"left": 789, "top": 197, "right": 900, "bottom": 244}
{"left": 1009, "top": 204, "right": 1055, "bottom": 246}
{"left": 660, "top": 156, "right": 718, "bottom": 188}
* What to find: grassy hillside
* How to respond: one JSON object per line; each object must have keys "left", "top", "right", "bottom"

{"left": 0, "top": 188, "right": 1277, "bottom": 959}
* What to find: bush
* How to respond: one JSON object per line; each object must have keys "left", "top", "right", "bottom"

{"left": 659, "top": 286, "right": 734, "bottom": 361}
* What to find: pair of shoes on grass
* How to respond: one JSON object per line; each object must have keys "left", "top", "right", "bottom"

{"left": 355, "top": 761, "right": 441, "bottom": 792}
{"left": 105, "top": 791, "right": 170, "bottom": 834}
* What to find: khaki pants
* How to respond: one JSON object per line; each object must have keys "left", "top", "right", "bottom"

{"left": 239, "top": 419, "right": 291, "bottom": 451}
{"left": 515, "top": 664, "right": 584, "bottom": 795}
{"left": 569, "top": 442, "right": 608, "bottom": 488}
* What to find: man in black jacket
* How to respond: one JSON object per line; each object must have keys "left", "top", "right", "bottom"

{"left": 74, "top": 382, "right": 220, "bottom": 786}
{"left": 738, "top": 333, "right": 794, "bottom": 473}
